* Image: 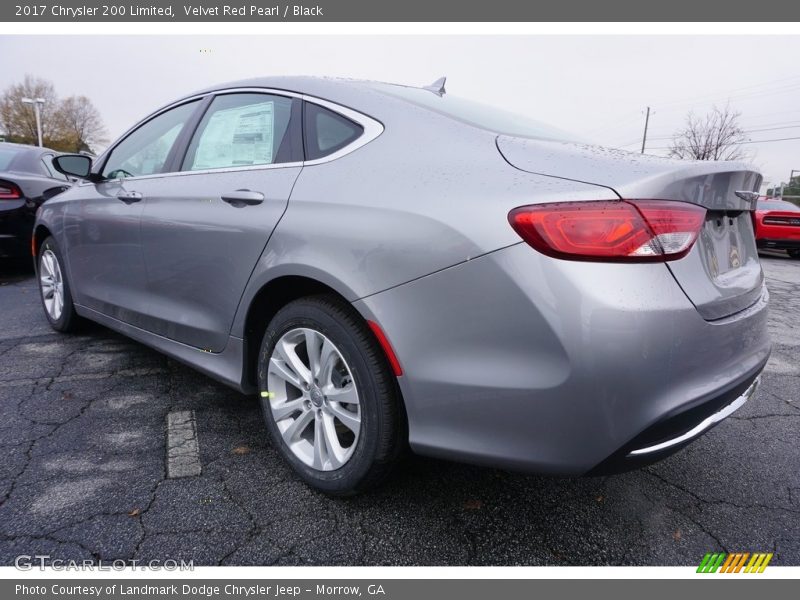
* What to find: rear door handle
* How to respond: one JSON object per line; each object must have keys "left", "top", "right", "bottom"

{"left": 117, "top": 191, "right": 143, "bottom": 204}
{"left": 221, "top": 189, "right": 265, "bottom": 207}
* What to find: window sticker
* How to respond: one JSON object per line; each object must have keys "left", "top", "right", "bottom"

{"left": 192, "top": 101, "right": 275, "bottom": 170}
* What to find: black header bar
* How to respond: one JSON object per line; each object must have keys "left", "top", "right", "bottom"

{"left": 2, "top": 0, "right": 797, "bottom": 22}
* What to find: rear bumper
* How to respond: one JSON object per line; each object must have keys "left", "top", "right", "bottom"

{"left": 354, "top": 242, "right": 771, "bottom": 475}
{"left": 587, "top": 371, "right": 762, "bottom": 475}
{"left": 757, "top": 238, "right": 800, "bottom": 250}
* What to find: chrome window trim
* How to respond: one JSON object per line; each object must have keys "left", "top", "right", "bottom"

{"left": 84, "top": 87, "right": 384, "bottom": 186}
{"left": 300, "top": 94, "right": 384, "bottom": 166}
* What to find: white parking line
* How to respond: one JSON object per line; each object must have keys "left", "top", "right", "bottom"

{"left": 166, "top": 410, "right": 201, "bottom": 478}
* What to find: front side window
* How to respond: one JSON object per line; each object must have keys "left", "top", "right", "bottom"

{"left": 182, "top": 93, "right": 294, "bottom": 171}
{"left": 102, "top": 100, "right": 199, "bottom": 179}
{"left": 303, "top": 102, "right": 363, "bottom": 161}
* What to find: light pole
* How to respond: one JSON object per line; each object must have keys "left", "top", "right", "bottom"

{"left": 21, "top": 97, "right": 45, "bottom": 147}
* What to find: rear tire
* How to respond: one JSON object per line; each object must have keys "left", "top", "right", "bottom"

{"left": 257, "top": 295, "right": 404, "bottom": 495}
{"left": 37, "top": 236, "right": 81, "bottom": 332}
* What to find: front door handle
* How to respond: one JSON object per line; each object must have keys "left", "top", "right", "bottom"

{"left": 117, "top": 191, "right": 143, "bottom": 204}
{"left": 221, "top": 189, "right": 265, "bottom": 207}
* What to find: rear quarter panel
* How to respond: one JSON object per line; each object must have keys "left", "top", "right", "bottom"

{"left": 230, "top": 109, "right": 613, "bottom": 336}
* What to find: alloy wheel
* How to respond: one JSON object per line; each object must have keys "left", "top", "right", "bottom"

{"left": 39, "top": 249, "right": 65, "bottom": 321}
{"left": 265, "top": 327, "right": 361, "bottom": 471}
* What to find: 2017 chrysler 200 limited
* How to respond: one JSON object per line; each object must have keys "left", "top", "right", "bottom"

{"left": 36, "top": 77, "right": 770, "bottom": 494}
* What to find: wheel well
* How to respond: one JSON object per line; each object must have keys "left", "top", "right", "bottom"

{"left": 242, "top": 274, "right": 409, "bottom": 441}
{"left": 32, "top": 225, "right": 52, "bottom": 260}
{"left": 242, "top": 276, "right": 352, "bottom": 388}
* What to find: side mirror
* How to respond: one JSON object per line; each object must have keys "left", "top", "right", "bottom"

{"left": 52, "top": 154, "right": 93, "bottom": 179}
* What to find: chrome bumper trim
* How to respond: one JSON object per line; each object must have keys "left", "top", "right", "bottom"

{"left": 627, "top": 377, "right": 760, "bottom": 457}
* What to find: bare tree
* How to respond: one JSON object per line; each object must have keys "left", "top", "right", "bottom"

{"left": 55, "top": 95, "right": 108, "bottom": 153}
{"left": 669, "top": 105, "right": 750, "bottom": 161}
{"left": 0, "top": 75, "right": 60, "bottom": 146}
{"left": 0, "top": 76, "right": 109, "bottom": 153}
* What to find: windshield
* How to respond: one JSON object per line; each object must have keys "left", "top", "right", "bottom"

{"left": 371, "top": 83, "right": 578, "bottom": 142}
{"left": 758, "top": 200, "right": 800, "bottom": 212}
{"left": 0, "top": 147, "right": 23, "bottom": 171}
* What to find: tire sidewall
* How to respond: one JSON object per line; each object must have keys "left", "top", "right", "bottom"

{"left": 257, "top": 301, "right": 384, "bottom": 494}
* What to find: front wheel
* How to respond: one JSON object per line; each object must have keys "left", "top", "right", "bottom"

{"left": 257, "top": 296, "right": 404, "bottom": 495}
{"left": 37, "top": 236, "right": 81, "bottom": 332}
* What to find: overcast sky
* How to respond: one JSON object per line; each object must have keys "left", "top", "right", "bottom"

{"left": 2, "top": 35, "right": 799, "bottom": 187}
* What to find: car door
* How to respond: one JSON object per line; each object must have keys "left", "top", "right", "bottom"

{"left": 62, "top": 99, "right": 203, "bottom": 326}
{"left": 136, "top": 91, "right": 304, "bottom": 352}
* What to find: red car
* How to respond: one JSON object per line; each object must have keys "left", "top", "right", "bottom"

{"left": 753, "top": 198, "right": 800, "bottom": 259}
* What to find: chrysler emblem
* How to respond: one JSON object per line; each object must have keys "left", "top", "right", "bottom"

{"left": 734, "top": 190, "right": 759, "bottom": 206}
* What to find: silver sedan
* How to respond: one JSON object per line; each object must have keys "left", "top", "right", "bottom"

{"left": 36, "top": 77, "right": 770, "bottom": 494}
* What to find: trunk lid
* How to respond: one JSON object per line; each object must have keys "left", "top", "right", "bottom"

{"left": 497, "top": 136, "right": 764, "bottom": 320}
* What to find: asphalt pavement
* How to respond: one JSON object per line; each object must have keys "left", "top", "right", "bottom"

{"left": 0, "top": 254, "right": 797, "bottom": 566}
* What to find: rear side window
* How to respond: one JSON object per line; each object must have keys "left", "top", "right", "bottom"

{"left": 303, "top": 102, "right": 363, "bottom": 161}
{"left": 758, "top": 201, "right": 800, "bottom": 212}
{"left": 102, "top": 100, "right": 199, "bottom": 179}
{"left": 182, "top": 93, "right": 295, "bottom": 171}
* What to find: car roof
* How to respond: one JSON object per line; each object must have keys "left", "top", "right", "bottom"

{"left": 0, "top": 142, "right": 60, "bottom": 175}
{"left": 0, "top": 141, "right": 59, "bottom": 156}
{"left": 180, "top": 76, "right": 415, "bottom": 119}
{"left": 192, "top": 76, "right": 383, "bottom": 97}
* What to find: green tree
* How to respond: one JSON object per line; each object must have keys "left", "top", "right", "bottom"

{"left": 766, "top": 175, "right": 800, "bottom": 201}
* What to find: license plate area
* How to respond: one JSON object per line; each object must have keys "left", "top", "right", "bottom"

{"left": 701, "top": 210, "right": 755, "bottom": 278}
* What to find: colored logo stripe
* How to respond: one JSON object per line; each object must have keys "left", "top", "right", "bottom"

{"left": 697, "top": 552, "right": 773, "bottom": 573}
{"left": 697, "top": 553, "right": 726, "bottom": 573}
{"left": 745, "top": 553, "right": 773, "bottom": 573}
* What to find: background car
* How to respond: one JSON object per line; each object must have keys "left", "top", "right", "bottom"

{"left": 0, "top": 142, "right": 71, "bottom": 260}
{"left": 36, "top": 77, "right": 770, "bottom": 494}
{"left": 753, "top": 197, "right": 800, "bottom": 258}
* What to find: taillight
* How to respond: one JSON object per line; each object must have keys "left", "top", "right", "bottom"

{"left": 0, "top": 180, "right": 22, "bottom": 200}
{"left": 508, "top": 200, "right": 706, "bottom": 262}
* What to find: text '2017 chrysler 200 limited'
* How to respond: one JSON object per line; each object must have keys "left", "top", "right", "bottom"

{"left": 36, "top": 77, "right": 770, "bottom": 494}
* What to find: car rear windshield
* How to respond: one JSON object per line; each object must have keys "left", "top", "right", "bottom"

{"left": 759, "top": 201, "right": 800, "bottom": 212}
{"left": 370, "top": 83, "right": 578, "bottom": 142}
{"left": 0, "top": 147, "right": 23, "bottom": 171}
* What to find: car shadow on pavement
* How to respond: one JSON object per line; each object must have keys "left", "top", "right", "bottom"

{"left": 0, "top": 258, "right": 35, "bottom": 284}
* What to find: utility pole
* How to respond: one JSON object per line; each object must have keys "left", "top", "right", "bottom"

{"left": 787, "top": 170, "right": 800, "bottom": 201}
{"left": 21, "top": 97, "right": 46, "bottom": 147}
{"left": 640, "top": 106, "right": 651, "bottom": 154}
